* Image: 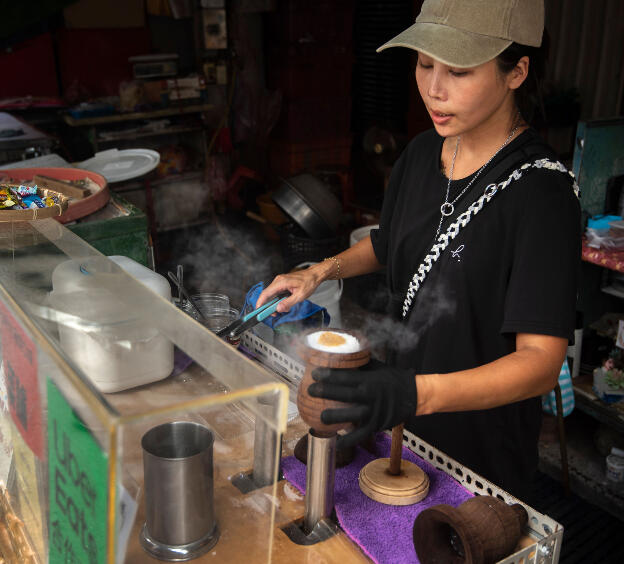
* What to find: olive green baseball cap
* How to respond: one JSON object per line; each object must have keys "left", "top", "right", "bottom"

{"left": 377, "top": 0, "right": 544, "bottom": 68}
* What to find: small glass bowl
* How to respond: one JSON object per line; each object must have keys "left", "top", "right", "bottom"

{"left": 178, "top": 294, "right": 239, "bottom": 333}
{"left": 176, "top": 292, "right": 229, "bottom": 310}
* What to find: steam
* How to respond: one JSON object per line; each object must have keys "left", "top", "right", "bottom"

{"left": 168, "top": 214, "right": 457, "bottom": 368}
{"left": 359, "top": 278, "right": 456, "bottom": 355}
{"left": 169, "top": 212, "right": 281, "bottom": 308}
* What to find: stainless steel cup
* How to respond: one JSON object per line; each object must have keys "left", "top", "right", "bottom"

{"left": 304, "top": 430, "right": 336, "bottom": 534}
{"left": 140, "top": 421, "right": 219, "bottom": 561}
{"left": 252, "top": 391, "right": 283, "bottom": 488}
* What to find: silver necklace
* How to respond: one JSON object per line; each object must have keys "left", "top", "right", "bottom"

{"left": 434, "top": 119, "right": 521, "bottom": 239}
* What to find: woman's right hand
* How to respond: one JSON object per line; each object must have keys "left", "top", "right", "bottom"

{"left": 256, "top": 262, "right": 332, "bottom": 313}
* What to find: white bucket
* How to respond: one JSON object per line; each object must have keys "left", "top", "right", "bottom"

{"left": 296, "top": 262, "right": 343, "bottom": 327}
{"left": 606, "top": 454, "right": 624, "bottom": 482}
{"left": 350, "top": 224, "right": 379, "bottom": 247}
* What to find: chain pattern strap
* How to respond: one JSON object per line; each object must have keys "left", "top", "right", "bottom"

{"left": 402, "top": 158, "right": 580, "bottom": 318}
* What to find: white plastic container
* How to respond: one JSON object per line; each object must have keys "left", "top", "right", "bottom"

{"left": 296, "top": 262, "right": 343, "bottom": 328}
{"left": 349, "top": 224, "right": 379, "bottom": 247}
{"left": 50, "top": 255, "right": 173, "bottom": 393}
{"left": 606, "top": 450, "right": 624, "bottom": 482}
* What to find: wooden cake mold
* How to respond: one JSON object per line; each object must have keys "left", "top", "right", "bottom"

{"left": 296, "top": 328, "right": 371, "bottom": 433}
{"left": 359, "top": 424, "right": 431, "bottom": 506}
{"left": 413, "top": 495, "right": 529, "bottom": 564}
{"left": 296, "top": 328, "right": 371, "bottom": 369}
{"left": 402, "top": 429, "right": 562, "bottom": 564}
{"left": 359, "top": 455, "right": 430, "bottom": 506}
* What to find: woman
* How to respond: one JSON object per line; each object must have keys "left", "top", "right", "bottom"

{"left": 258, "top": 0, "right": 580, "bottom": 499}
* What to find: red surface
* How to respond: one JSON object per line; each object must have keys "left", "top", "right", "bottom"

{"left": 269, "top": 136, "right": 352, "bottom": 177}
{"left": 0, "top": 301, "right": 43, "bottom": 459}
{"left": 582, "top": 238, "right": 624, "bottom": 273}
{"left": 273, "top": 97, "right": 352, "bottom": 141}
{"left": 266, "top": 43, "right": 353, "bottom": 100}
{"left": 57, "top": 28, "right": 151, "bottom": 97}
{"left": 0, "top": 97, "right": 65, "bottom": 110}
{"left": 265, "top": 0, "right": 354, "bottom": 45}
{"left": 0, "top": 33, "right": 59, "bottom": 97}
{"left": 0, "top": 167, "right": 110, "bottom": 223}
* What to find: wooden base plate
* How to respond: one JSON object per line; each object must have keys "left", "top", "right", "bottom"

{"left": 359, "top": 458, "right": 430, "bottom": 506}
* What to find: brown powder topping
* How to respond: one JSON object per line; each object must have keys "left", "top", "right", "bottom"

{"left": 318, "top": 331, "right": 347, "bottom": 347}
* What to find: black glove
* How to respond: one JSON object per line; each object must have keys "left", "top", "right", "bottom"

{"left": 308, "top": 359, "right": 417, "bottom": 449}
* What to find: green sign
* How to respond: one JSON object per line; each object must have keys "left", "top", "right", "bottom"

{"left": 48, "top": 378, "right": 108, "bottom": 564}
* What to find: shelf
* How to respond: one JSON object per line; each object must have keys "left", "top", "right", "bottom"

{"left": 111, "top": 170, "right": 204, "bottom": 193}
{"left": 600, "top": 285, "right": 624, "bottom": 299}
{"left": 573, "top": 372, "right": 624, "bottom": 433}
{"left": 97, "top": 124, "right": 204, "bottom": 142}
{"left": 156, "top": 215, "right": 211, "bottom": 233}
{"left": 582, "top": 239, "right": 624, "bottom": 273}
{"left": 539, "top": 411, "right": 624, "bottom": 521}
{"left": 63, "top": 103, "right": 215, "bottom": 126}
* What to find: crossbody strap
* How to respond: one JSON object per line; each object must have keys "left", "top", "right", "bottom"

{"left": 402, "top": 158, "right": 580, "bottom": 319}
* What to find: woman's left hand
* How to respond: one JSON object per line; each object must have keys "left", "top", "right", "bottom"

{"left": 308, "top": 359, "right": 418, "bottom": 448}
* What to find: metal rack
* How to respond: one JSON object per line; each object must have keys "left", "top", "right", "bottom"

{"left": 240, "top": 330, "right": 564, "bottom": 564}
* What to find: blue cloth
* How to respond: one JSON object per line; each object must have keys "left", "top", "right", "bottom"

{"left": 587, "top": 215, "right": 621, "bottom": 230}
{"left": 542, "top": 359, "right": 575, "bottom": 417}
{"left": 243, "top": 282, "right": 330, "bottom": 328}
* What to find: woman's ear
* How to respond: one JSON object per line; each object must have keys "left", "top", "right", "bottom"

{"left": 508, "top": 55, "right": 530, "bottom": 90}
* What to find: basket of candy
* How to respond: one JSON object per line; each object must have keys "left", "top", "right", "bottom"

{"left": 0, "top": 183, "right": 69, "bottom": 221}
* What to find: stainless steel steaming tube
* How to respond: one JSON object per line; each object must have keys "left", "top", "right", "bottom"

{"left": 252, "top": 392, "right": 282, "bottom": 488}
{"left": 303, "top": 430, "right": 336, "bottom": 534}
{"left": 141, "top": 421, "right": 218, "bottom": 551}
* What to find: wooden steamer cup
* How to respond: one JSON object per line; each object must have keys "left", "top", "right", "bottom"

{"left": 297, "top": 328, "right": 428, "bottom": 509}
{"left": 297, "top": 329, "right": 371, "bottom": 434}
{"left": 296, "top": 329, "right": 370, "bottom": 534}
{"left": 413, "top": 495, "right": 529, "bottom": 564}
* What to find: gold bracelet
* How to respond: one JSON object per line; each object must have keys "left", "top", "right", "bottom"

{"left": 324, "top": 256, "right": 341, "bottom": 280}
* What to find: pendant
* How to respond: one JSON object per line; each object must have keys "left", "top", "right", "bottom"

{"left": 440, "top": 202, "right": 454, "bottom": 217}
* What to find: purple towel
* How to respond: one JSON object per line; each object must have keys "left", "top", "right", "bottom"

{"left": 281, "top": 433, "right": 473, "bottom": 564}
{"left": 171, "top": 347, "right": 194, "bottom": 378}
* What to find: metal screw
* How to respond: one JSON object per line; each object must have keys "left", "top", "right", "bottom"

{"left": 540, "top": 543, "right": 553, "bottom": 559}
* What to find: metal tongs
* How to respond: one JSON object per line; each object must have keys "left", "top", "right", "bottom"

{"left": 167, "top": 269, "right": 207, "bottom": 323}
{"left": 215, "top": 291, "right": 290, "bottom": 340}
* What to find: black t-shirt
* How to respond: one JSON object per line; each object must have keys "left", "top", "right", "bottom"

{"left": 370, "top": 128, "right": 581, "bottom": 499}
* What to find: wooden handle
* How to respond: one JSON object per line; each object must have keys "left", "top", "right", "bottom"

{"left": 388, "top": 424, "right": 404, "bottom": 475}
{"left": 246, "top": 210, "right": 266, "bottom": 224}
{"left": 33, "top": 174, "right": 90, "bottom": 199}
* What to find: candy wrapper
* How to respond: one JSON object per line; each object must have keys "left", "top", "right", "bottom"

{"left": 44, "top": 195, "right": 60, "bottom": 206}
{"left": 6, "top": 187, "right": 27, "bottom": 209}
{"left": 12, "top": 184, "right": 38, "bottom": 198}
{"left": 22, "top": 195, "right": 45, "bottom": 209}
{"left": 0, "top": 188, "right": 18, "bottom": 209}
{"left": 0, "top": 198, "right": 17, "bottom": 209}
